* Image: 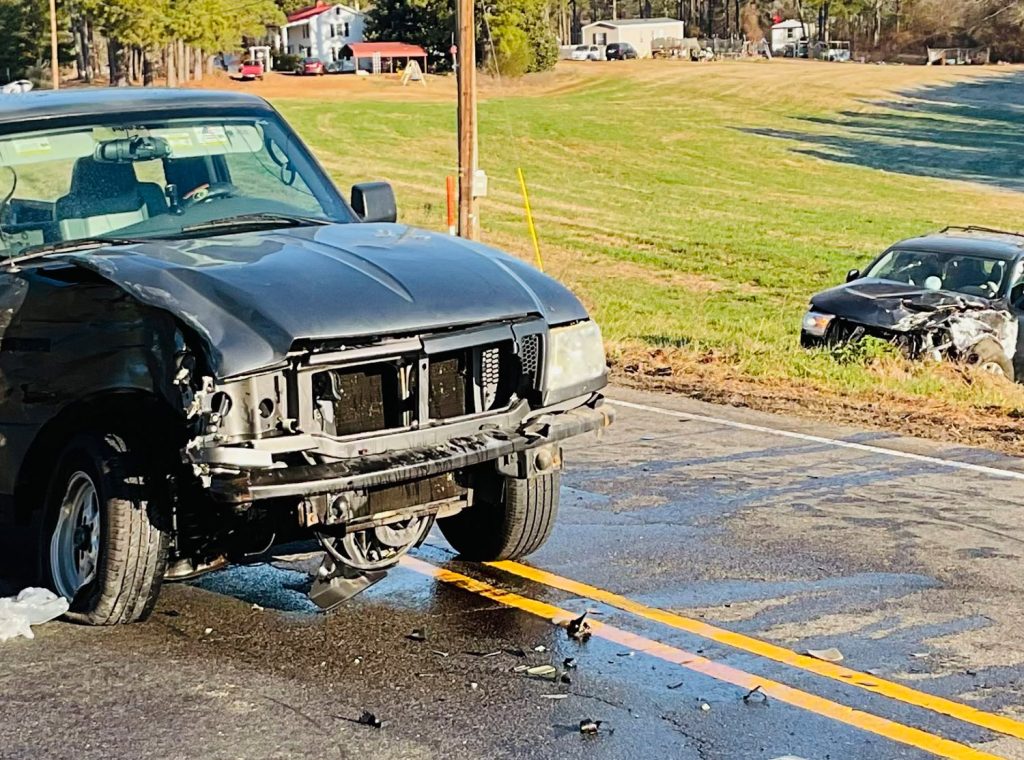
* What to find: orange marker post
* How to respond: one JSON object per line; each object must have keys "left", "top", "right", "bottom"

{"left": 445, "top": 175, "right": 456, "bottom": 236}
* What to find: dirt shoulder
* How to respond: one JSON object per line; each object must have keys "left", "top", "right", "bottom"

{"left": 611, "top": 345, "right": 1024, "bottom": 457}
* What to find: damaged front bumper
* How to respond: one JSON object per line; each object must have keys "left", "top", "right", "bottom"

{"left": 203, "top": 398, "right": 614, "bottom": 504}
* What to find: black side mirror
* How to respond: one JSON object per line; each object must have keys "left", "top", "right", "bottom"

{"left": 350, "top": 182, "right": 397, "bottom": 223}
{"left": 846, "top": 268, "right": 860, "bottom": 282}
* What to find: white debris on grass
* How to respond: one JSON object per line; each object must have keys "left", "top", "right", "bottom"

{"left": 0, "top": 588, "right": 69, "bottom": 641}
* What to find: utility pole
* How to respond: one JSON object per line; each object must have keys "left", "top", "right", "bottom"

{"left": 49, "top": 0, "right": 59, "bottom": 90}
{"left": 456, "top": 0, "right": 479, "bottom": 239}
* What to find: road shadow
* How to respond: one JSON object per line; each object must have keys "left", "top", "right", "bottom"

{"left": 743, "top": 72, "right": 1024, "bottom": 192}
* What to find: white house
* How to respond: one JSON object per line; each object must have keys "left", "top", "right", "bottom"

{"left": 277, "top": 2, "right": 365, "bottom": 62}
{"left": 770, "top": 19, "right": 807, "bottom": 53}
{"left": 579, "top": 17, "right": 686, "bottom": 58}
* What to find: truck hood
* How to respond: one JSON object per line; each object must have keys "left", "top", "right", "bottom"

{"left": 67, "top": 223, "right": 588, "bottom": 378}
{"left": 809, "top": 278, "right": 996, "bottom": 330}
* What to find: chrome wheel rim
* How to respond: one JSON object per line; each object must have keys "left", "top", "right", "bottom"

{"left": 50, "top": 471, "right": 100, "bottom": 599}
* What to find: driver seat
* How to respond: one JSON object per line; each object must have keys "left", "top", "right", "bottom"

{"left": 55, "top": 158, "right": 166, "bottom": 239}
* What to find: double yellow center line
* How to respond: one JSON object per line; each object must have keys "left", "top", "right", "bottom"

{"left": 402, "top": 555, "right": 1020, "bottom": 759}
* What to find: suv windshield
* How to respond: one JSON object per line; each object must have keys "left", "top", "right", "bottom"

{"left": 864, "top": 248, "right": 1010, "bottom": 298}
{"left": 0, "top": 113, "right": 349, "bottom": 258}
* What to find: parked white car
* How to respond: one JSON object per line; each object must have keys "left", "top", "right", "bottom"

{"left": 570, "top": 45, "right": 591, "bottom": 61}
{"left": 1, "top": 80, "right": 33, "bottom": 94}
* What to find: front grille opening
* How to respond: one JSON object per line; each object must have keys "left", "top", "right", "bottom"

{"left": 307, "top": 328, "right": 542, "bottom": 438}
{"left": 428, "top": 353, "right": 469, "bottom": 419}
{"left": 428, "top": 341, "right": 521, "bottom": 420}
{"left": 312, "top": 362, "right": 413, "bottom": 437}
{"left": 519, "top": 333, "right": 540, "bottom": 381}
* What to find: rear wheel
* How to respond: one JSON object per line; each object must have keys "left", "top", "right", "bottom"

{"left": 439, "top": 471, "right": 560, "bottom": 561}
{"left": 965, "top": 338, "right": 1014, "bottom": 381}
{"left": 43, "top": 432, "right": 168, "bottom": 625}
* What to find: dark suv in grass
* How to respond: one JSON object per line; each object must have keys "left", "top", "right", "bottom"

{"left": 0, "top": 89, "right": 612, "bottom": 623}
{"left": 801, "top": 227, "right": 1024, "bottom": 380}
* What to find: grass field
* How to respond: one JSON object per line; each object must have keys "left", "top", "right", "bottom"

{"left": 242, "top": 60, "right": 1024, "bottom": 449}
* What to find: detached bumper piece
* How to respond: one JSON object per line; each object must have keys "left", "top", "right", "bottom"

{"left": 309, "top": 552, "right": 387, "bottom": 612}
{"left": 208, "top": 402, "right": 614, "bottom": 504}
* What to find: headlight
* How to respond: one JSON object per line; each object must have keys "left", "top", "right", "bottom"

{"left": 544, "top": 321, "right": 607, "bottom": 402}
{"left": 802, "top": 311, "right": 834, "bottom": 337}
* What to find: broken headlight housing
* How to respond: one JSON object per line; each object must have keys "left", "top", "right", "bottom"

{"left": 802, "top": 310, "right": 835, "bottom": 338}
{"left": 543, "top": 320, "right": 607, "bottom": 404}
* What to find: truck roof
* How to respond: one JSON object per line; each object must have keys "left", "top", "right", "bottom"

{"left": 0, "top": 88, "right": 273, "bottom": 129}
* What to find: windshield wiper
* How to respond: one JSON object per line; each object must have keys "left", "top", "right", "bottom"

{"left": 178, "top": 213, "right": 331, "bottom": 236}
{"left": 4, "top": 236, "right": 147, "bottom": 268}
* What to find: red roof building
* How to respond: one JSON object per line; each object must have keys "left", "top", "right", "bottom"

{"left": 286, "top": 1, "right": 336, "bottom": 23}
{"left": 341, "top": 42, "right": 429, "bottom": 73}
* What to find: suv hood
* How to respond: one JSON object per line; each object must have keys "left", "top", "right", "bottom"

{"left": 809, "top": 278, "right": 996, "bottom": 330}
{"left": 67, "top": 223, "right": 588, "bottom": 378}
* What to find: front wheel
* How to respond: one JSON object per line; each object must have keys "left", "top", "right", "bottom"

{"left": 438, "top": 471, "right": 560, "bottom": 561}
{"left": 965, "top": 338, "right": 1014, "bottom": 381}
{"left": 43, "top": 432, "right": 168, "bottom": 625}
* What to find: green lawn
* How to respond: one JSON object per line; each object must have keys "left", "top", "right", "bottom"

{"left": 272, "top": 61, "right": 1024, "bottom": 423}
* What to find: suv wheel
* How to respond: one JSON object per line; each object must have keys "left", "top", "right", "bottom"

{"left": 43, "top": 432, "right": 168, "bottom": 625}
{"left": 438, "top": 471, "right": 560, "bottom": 561}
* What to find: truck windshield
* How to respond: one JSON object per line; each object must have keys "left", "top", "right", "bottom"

{"left": 864, "top": 248, "right": 1009, "bottom": 298}
{"left": 0, "top": 114, "right": 350, "bottom": 258}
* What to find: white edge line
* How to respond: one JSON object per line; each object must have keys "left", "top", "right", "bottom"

{"left": 608, "top": 397, "right": 1024, "bottom": 482}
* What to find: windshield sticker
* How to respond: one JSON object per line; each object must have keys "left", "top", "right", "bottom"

{"left": 162, "top": 131, "right": 194, "bottom": 151}
{"left": 195, "top": 126, "right": 229, "bottom": 146}
{"left": 12, "top": 137, "right": 51, "bottom": 156}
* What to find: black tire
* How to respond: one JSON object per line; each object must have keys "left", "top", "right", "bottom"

{"left": 439, "top": 471, "right": 560, "bottom": 561}
{"left": 965, "top": 338, "right": 1014, "bottom": 381}
{"left": 42, "top": 432, "right": 168, "bottom": 625}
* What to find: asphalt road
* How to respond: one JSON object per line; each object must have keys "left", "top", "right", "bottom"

{"left": 4, "top": 385, "right": 1024, "bottom": 760}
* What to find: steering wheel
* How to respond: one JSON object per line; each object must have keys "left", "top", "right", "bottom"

{"left": 181, "top": 181, "right": 238, "bottom": 209}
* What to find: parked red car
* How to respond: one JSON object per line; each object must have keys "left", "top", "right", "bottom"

{"left": 295, "top": 57, "right": 325, "bottom": 75}
{"left": 238, "top": 60, "right": 264, "bottom": 80}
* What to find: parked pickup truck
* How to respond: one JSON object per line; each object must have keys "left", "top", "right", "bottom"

{"left": 0, "top": 89, "right": 613, "bottom": 624}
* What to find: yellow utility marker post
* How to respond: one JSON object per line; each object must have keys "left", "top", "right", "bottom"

{"left": 516, "top": 167, "right": 543, "bottom": 271}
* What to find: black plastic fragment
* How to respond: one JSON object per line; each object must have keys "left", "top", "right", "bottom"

{"left": 357, "top": 711, "right": 384, "bottom": 728}
{"left": 567, "top": 612, "right": 592, "bottom": 642}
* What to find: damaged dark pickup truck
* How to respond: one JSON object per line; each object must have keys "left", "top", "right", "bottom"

{"left": 801, "top": 227, "right": 1024, "bottom": 380}
{"left": 0, "top": 90, "right": 612, "bottom": 624}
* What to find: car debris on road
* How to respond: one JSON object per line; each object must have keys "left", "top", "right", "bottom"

{"left": 805, "top": 647, "right": 845, "bottom": 663}
{"left": 743, "top": 685, "right": 769, "bottom": 705}
{"left": 566, "top": 611, "right": 592, "bottom": 642}
{"left": 354, "top": 711, "right": 384, "bottom": 729}
{"left": 518, "top": 664, "right": 559, "bottom": 681}
{"left": 0, "top": 587, "right": 68, "bottom": 641}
